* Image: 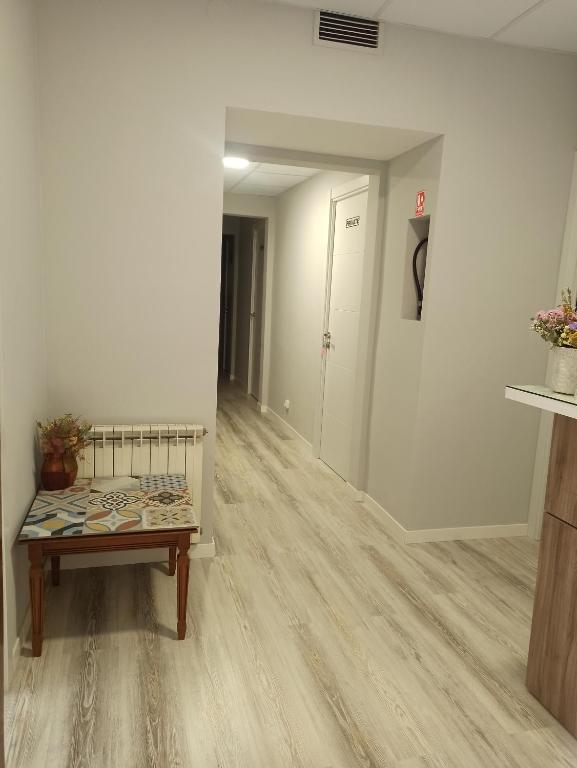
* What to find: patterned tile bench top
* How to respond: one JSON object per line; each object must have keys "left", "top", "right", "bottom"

{"left": 18, "top": 474, "right": 199, "bottom": 540}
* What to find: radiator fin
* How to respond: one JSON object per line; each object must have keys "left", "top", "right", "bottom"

{"left": 77, "top": 423, "right": 205, "bottom": 536}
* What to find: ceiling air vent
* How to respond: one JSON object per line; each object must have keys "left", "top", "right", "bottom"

{"left": 314, "top": 9, "right": 382, "bottom": 54}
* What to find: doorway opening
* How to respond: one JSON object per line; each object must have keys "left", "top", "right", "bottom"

{"left": 219, "top": 233, "right": 234, "bottom": 380}
{"left": 318, "top": 175, "right": 371, "bottom": 480}
{"left": 219, "top": 108, "right": 443, "bottom": 496}
{"left": 219, "top": 215, "right": 267, "bottom": 403}
{"left": 219, "top": 155, "right": 381, "bottom": 487}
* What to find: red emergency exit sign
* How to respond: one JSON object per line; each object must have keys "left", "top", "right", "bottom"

{"left": 415, "top": 190, "right": 426, "bottom": 217}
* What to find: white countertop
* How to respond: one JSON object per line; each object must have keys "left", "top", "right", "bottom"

{"left": 505, "top": 384, "right": 577, "bottom": 419}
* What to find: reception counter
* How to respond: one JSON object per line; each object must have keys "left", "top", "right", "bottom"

{"left": 506, "top": 384, "right": 577, "bottom": 737}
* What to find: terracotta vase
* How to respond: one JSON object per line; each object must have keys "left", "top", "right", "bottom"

{"left": 41, "top": 453, "right": 78, "bottom": 491}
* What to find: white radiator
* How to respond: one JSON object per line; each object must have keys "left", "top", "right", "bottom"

{"left": 77, "top": 423, "right": 205, "bottom": 539}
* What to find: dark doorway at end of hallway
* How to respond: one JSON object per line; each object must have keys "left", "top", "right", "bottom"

{"left": 219, "top": 233, "right": 234, "bottom": 380}
{"left": 218, "top": 216, "right": 266, "bottom": 401}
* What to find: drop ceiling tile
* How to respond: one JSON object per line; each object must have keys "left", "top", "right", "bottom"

{"left": 225, "top": 161, "right": 321, "bottom": 197}
{"left": 495, "top": 0, "right": 577, "bottom": 52}
{"left": 247, "top": 171, "right": 310, "bottom": 188}
{"left": 223, "top": 161, "right": 259, "bottom": 190}
{"left": 260, "top": 163, "right": 319, "bottom": 176}
{"left": 264, "top": 0, "right": 385, "bottom": 16}
{"left": 233, "top": 184, "right": 287, "bottom": 196}
{"left": 379, "top": 0, "right": 537, "bottom": 38}
{"left": 223, "top": 167, "right": 249, "bottom": 191}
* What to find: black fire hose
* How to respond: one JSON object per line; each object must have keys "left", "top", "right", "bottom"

{"left": 412, "top": 237, "right": 428, "bottom": 320}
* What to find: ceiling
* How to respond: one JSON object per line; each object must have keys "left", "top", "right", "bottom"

{"left": 261, "top": 0, "right": 577, "bottom": 54}
{"left": 224, "top": 162, "right": 320, "bottom": 196}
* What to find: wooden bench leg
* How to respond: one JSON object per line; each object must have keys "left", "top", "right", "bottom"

{"left": 51, "top": 555, "right": 60, "bottom": 586}
{"left": 176, "top": 535, "right": 190, "bottom": 640}
{"left": 29, "top": 542, "right": 44, "bottom": 657}
{"left": 168, "top": 546, "right": 177, "bottom": 576}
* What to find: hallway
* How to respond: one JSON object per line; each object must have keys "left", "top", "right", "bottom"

{"left": 6, "top": 384, "right": 577, "bottom": 767}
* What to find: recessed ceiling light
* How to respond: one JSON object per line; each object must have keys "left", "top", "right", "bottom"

{"left": 223, "top": 156, "right": 249, "bottom": 170}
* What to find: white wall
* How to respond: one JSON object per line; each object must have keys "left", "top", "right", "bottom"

{"left": 268, "top": 171, "right": 359, "bottom": 441}
{"left": 366, "top": 139, "right": 443, "bottom": 528}
{"left": 0, "top": 0, "right": 47, "bottom": 678}
{"left": 37, "top": 0, "right": 226, "bottom": 546}
{"left": 37, "top": 0, "right": 577, "bottom": 541}
{"left": 234, "top": 218, "right": 256, "bottom": 390}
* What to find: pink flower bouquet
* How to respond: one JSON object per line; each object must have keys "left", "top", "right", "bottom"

{"left": 531, "top": 290, "right": 577, "bottom": 348}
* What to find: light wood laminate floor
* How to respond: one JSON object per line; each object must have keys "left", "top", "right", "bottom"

{"left": 6, "top": 384, "right": 577, "bottom": 767}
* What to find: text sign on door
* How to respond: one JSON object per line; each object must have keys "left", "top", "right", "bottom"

{"left": 346, "top": 216, "right": 360, "bottom": 228}
{"left": 415, "top": 190, "right": 426, "bottom": 217}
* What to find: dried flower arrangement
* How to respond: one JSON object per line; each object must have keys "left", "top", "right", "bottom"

{"left": 37, "top": 414, "right": 92, "bottom": 457}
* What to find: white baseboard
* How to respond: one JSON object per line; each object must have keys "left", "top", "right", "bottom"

{"left": 345, "top": 482, "right": 364, "bottom": 502}
{"left": 61, "top": 538, "right": 216, "bottom": 570}
{"left": 361, "top": 493, "right": 528, "bottom": 544}
{"left": 361, "top": 493, "right": 407, "bottom": 543}
{"left": 404, "top": 522, "right": 528, "bottom": 543}
{"left": 249, "top": 397, "right": 268, "bottom": 415}
{"left": 265, "top": 407, "right": 312, "bottom": 447}
{"left": 190, "top": 540, "right": 217, "bottom": 558}
{"left": 8, "top": 607, "right": 31, "bottom": 689}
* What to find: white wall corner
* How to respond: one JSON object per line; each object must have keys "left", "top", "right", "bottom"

{"left": 361, "top": 492, "right": 528, "bottom": 544}
{"left": 345, "top": 482, "right": 364, "bottom": 502}
{"left": 361, "top": 492, "right": 407, "bottom": 544}
{"left": 528, "top": 151, "right": 577, "bottom": 541}
{"left": 248, "top": 397, "right": 267, "bottom": 415}
{"left": 265, "top": 407, "right": 312, "bottom": 448}
{"left": 528, "top": 410, "right": 552, "bottom": 540}
{"left": 7, "top": 605, "right": 31, "bottom": 690}
{"left": 349, "top": 172, "right": 387, "bottom": 491}
{"left": 191, "top": 539, "right": 217, "bottom": 559}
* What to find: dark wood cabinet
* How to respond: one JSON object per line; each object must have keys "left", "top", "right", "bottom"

{"left": 505, "top": 390, "right": 577, "bottom": 739}
{"left": 544, "top": 414, "right": 577, "bottom": 528}
{"left": 527, "top": 511, "right": 577, "bottom": 736}
{"left": 527, "top": 413, "right": 577, "bottom": 737}
{"left": 0, "top": 442, "right": 3, "bottom": 767}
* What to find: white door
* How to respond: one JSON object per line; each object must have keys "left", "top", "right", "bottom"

{"left": 319, "top": 181, "right": 369, "bottom": 480}
{"left": 247, "top": 223, "right": 265, "bottom": 401}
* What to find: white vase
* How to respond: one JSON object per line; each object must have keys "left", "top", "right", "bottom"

{"left": 550, "top": 347, "right": 577, "bottom": 395}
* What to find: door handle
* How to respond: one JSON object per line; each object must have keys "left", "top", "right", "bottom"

{"left": 250, "top": 312, "right": 256, "bottom": 319}
{"left": 322, "top": 331, "right": 331, "bottom": 349}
